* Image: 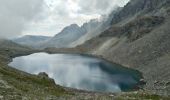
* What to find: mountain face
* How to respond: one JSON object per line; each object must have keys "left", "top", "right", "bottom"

{"left": 45, "top": 7, "right": 122, "bottom": 48}
{"left": 70, "top": 7, "right": 122, "bottom": 47}
{"left": 111, "top": 0, "right": 170, "bottom": 25}
{"left": 12, "top": 35, "right": 51, "bottom": 47}
{"left": 70, "top": 19, "right": 103, "bottom": 47}
{"left": 12, "top": 19, "right": 105, "bottom": 49}
{"left": 76, "top": 0, "right": 170, "bottom": 95}
{"left": 40, "top": 16, "right": 113, "bottom": 48}
{"left": 40, "top": 24, "right": 86, "bottom": 48}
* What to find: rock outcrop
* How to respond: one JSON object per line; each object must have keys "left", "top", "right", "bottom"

{"left": 38, "top": 72, "right": 55, "bottom": 84}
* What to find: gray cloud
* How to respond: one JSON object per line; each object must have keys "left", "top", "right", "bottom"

{"left": 0, "top": 0, "right": 44, "bottom": 38}
{"left": 25, "top": 0, "right": 129, "bottom": 36}
{"left": 0, "top": 0, "right": 130, "bottom": 37}
{"left": 77, "top": 0, "right": 130, "bottom": 15}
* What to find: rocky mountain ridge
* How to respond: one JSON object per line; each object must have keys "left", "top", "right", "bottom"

{"left": 74, "top": 0, "right": 170, "bottom": 95}
{"left": 39, "top": 24, "right": 85, "bottom": 48}
{"left": 12, "top": 7, "right": 121, "bottom": 49}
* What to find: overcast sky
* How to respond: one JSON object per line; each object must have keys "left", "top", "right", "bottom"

{"left": 0, "top": 0, "right": 129, "bottom": 38}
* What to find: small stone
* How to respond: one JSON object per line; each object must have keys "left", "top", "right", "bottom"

{"left": 0, "top": 96, "right": 3, "bottom": 99}
{"left": 109, "top": 94, "right": 114, "bottom": 97}
{"left": 5, "top": 49, "right": 9, "bottom": 51}
{"left": 138, "top": 50, "right": 142, "bottom": 53}
{"left": 133, "top": 91, "right": 138, "bottom": 94}
{"left": 139, "top": 79, "right": 146, "bottom": 85}
{"left": 154, "top": 80, "right": 159, "bottom": 84}
{"left": 166, "top": 82, "right": 170, "bottom": 86}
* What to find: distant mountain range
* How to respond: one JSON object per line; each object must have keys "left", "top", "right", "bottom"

{"left": 12, "top": 35, "right": 51, "bottom": 47}
{"left": 12, "top": 21, "right": 101, "bottom": 49}
{"left": 12, "top": 7, "right": 121, "bottom": 49}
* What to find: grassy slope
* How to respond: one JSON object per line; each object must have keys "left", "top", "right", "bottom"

{"left": 0, "top": 39, "right": 69, "bottom": 99}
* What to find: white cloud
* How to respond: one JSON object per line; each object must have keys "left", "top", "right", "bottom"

{"left": 1, "top": 0, "right": 130, "bottom": 37}
{"left": 0, "top": 0, "right": 44, "bottom": 38}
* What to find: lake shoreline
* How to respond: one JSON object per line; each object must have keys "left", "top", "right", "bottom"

{"left": 9, "top": 52, "right": 144, "bottom": 93}
{"left": 0, "top": 48, "right": 169, "bottom": 99}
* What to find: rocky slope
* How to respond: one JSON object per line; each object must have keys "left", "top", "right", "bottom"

{"left": 36, "top": 17, "right": 111, "bottom": 49}
{"left": 70, "top": 7, "right": 122, "bottom": 47}
{"left": 75, "top": 0, "right": 170, "bottom": 96}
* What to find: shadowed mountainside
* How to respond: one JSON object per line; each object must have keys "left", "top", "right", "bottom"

{"left": 75, "top": 0, "right": 170, "bottom": 95}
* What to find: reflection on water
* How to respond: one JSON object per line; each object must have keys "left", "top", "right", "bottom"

{"left": 9, "top": 52, "right": 142, "bottom": 92}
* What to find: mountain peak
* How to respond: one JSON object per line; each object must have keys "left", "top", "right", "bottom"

{"left": 69, "top": 24, "right": 79, "bottom": 27}
{"left": 59, "top": 24, "right": 80, "bottom": 34}
{"left": 64, "top": 24, "right": 80, "bottom": 30}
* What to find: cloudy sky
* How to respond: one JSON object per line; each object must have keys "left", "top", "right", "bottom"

{"left": 0, "top": 0, "right": 129, "bottom": 38}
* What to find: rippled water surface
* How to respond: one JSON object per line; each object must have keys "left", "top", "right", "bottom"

{"left": 9, "top": 52, "right": 142, "bottom": 92}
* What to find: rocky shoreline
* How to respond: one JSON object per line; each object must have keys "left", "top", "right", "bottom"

{"left": 0, "top": 45, "right": 169, "bottom": 99}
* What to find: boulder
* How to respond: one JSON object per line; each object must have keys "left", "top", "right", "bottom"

{"left": 38, "top": 72, "right": 49, "bottom": 78}
{"left": 38, "top": 72, "right": 55, "bottom": 84}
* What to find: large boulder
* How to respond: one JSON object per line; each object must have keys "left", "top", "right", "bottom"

{"left": 38, "top": 72, "right": 55, "bottom": 84}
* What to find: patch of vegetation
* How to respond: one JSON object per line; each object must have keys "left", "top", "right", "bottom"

{"left": 0, "top": 43, "right": 70, "bottom": 99}
{"left": 115, "top": 92, "right": 170, "bottom": 100}
{"left": 0, "top": 65, "right": 68, "bottom": 96}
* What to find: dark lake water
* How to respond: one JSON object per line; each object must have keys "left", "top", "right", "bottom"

{"left": 9, "top": 52, "right": 142, "bottom": 92}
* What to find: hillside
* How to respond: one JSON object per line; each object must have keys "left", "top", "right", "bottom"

{"left": 0, "top": 39, "right": 70, "bottom": 99}
{"left": 12, "top": 35, "right": 51, "bottom": 47}
{"left": 76, "top": 0, "right": 170, "bottom": 95}
{"left": 0, "top": 39, "right": 31, "bottom": 52}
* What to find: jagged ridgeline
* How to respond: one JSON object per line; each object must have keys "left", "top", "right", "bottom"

{"left": 12, "top": 7, "right": 121, "bottom": 49}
